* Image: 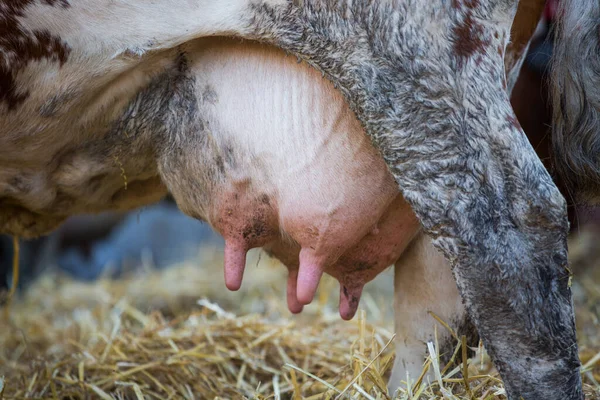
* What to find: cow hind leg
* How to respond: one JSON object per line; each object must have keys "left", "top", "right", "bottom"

{"left": 389, "top": 233, "right": 478, "bottom": 396}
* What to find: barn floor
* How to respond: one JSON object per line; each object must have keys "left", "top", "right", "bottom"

{"left": 0, "top": 232, "right": 599, "bottom": 399}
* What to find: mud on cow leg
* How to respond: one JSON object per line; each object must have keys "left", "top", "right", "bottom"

{"left": 244, "top": 1, "right": 583, "bottom": 399}
{"left": 389, "top": 233, "right": 478, "bottom": 395}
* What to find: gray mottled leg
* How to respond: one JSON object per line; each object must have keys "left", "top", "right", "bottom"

{"left": 244, "top": 1, "right": 582, "bottom": 399}
{"left": 389, "top": 233, "right": 477, "bottom": 395}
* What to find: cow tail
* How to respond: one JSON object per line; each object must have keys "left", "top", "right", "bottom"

{"left": 551, "top": 0, "right": 600, "bottom": 203}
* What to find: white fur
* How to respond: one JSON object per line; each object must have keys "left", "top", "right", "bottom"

{"left": 389, "top": 233, "right": 465, "bottom": 395}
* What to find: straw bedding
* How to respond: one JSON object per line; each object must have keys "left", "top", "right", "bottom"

{"left": 0, "top": 234, "right": 598, "bottom": 400}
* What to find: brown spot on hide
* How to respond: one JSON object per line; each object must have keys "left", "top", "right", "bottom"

{"left": 0, "top": 0, "right": 71, "bottom": 111}
{"left": 452, "top": 0, "right": 481, "bottom": 10}
{"left": 452, "top": 12, "right": 487, "bottom": 61}
{"left": 506, "top": 114, "right": 522, "bottom": 131}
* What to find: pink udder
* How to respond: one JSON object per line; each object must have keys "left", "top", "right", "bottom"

{"left": 224, "top": 192, "right": 420, "bottom": 320}
{"left": 189, "top": 38, "right": 421, "bottom": 320}
{"left": 279, "top": 195, "right": 419, "bottom": 320}
{"left": 210, "top": 183, "right": 280, "bottom": 292}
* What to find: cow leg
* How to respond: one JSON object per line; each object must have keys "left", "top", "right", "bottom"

{"left": 389, "top": 233, "right": 477, "bottom": 395}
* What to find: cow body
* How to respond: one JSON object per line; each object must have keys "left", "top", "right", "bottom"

{"left": 0, "top": 1, "right": 583, "bottom": 399}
